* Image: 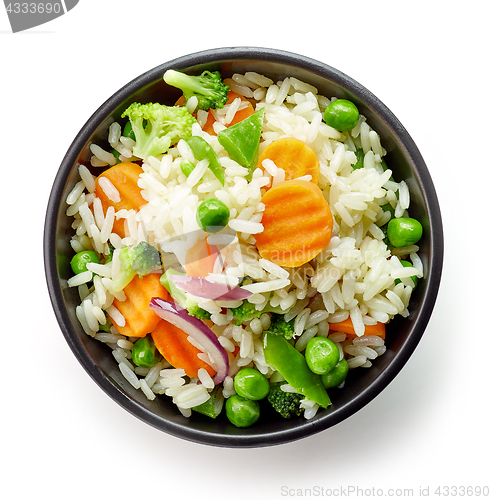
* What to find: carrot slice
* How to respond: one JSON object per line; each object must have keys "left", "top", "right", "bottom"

{"left": 329, "top": 317, "right": 386, "bottom": 340}
{"left": 224, "top": 92, "right": 255, "bottom": 125}
{"left": 203, "top": 91, "right": 255, "bottom": 135}
{"left": 184, "top": 238, "right": 220, "bottom": 278}
{"left": 151, "top": 320, "right": 216, "bottom": 378}
{"left": 175, "top": 91, "right": 254, "bottom": 136}
{"left": 94, "top": 162, "right": 147, "bottom": 238}
{"left": 255, "top": 179, "right": 333, "bottom": 268}
{"left": 258, "top": 137, "right": 320, "bottom": 187}
{"left": 110, "top": 273, "right": 168, "bottom": 338}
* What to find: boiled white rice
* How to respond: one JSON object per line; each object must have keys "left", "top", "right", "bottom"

{"left": 66, "top": 69, "right": 424, "bottom": 424}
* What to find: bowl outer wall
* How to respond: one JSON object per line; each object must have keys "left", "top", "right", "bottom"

{"left": 44, "top": 47, "right": 444, "bottom": 448}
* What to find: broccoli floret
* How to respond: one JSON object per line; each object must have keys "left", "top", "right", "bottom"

{"left": 268, "top": 313, "right": 295, "bottom": 340}
{"left": 129, "top": 241, "right": 161, "bottom": 275}
{"left": 267, "top": 383, "right": 304, "bottom": 419}
{"left": 187, "top": 303, "right": 212, "bottom": 321}
{"left": 230, "top": 301, "right": 262, "bottom": 325}
{"left": 121, "top": 102, "right": 196, "bottom": 161}
{"left": 112, "top": 241, "right": 161, "bottom": 292}
{"left": 163, "top": 69, "right": 230, "bottom": 111}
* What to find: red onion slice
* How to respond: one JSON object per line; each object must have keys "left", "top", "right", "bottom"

{"left": 169, "top": 274, "right": 252, "bottom": 301}
{"left": 149, "top": 297, "right": 229, "bottom": 384}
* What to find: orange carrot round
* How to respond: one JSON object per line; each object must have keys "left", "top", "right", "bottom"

{"left": 255, "top": 179, "right": 333, "bottom": 268}
{"left": 258, "top": 137, "right": 320, "bottom": 187}
{"left": 94, "top": 162, "right": 147, "bottom": 238}
{"left": 151, "top": 320, "right": 217, "bottom": 378}
{"left": 184, "top": 238, "right": 220, "bottom": 278}
{"left": 175, "top": 91, "right": 254, "bottom": 136}
{"left": 203, "top": 91, "right": 255, "bottom": 135}
{"left": 329, "top": 317, "right": 386, "bottom": 340}
{"left": 110, "top": 273, "right": 168, "bottom": 338}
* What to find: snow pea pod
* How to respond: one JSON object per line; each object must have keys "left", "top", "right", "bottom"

{"left": 217, "top": 108, "right": 264, "bottom": 180}
{"left": 185, "top": 136, "right": 224, "bottom": 185}
{"left": 263, "top": 332, "right": 331, "bottom": 408}
{"left": 180, "top": 159, "right": 195, "bottom": 177}
{"left": 193, "top": 387, "right": 224, "bottom": 419}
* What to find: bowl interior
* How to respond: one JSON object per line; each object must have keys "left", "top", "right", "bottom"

{"left": 44, "top": 47, "right": 443, "bottom": 447}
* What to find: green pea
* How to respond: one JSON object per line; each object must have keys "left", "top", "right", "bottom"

{"left": 395, "top": 260, "right": 419, "bottom": 286}
{"left": 321, "top": 358, "right": 349, "bottom": 389}
{"left": 70, "top": 250, "right": 100, "bottom": 275}
{"left": 225, "top": 395, "right": 260, "bottom": 428}
{"left": 263, "top": 332, "right": 331, "bottom": 408}
{"left": 324, "top": 99, "right": 360, "bottom": 132}
{"left": 387, "top": 217, "right": 423, "bottom": 248}
{"left": 132, "top": 336, "right": 159, "bottom": 368}
{"left": 196, "top": 198, "right": 230, "bottom": 233}
{"left": 234, "top": 368, "right": 270, "bottom": 401}
{"left": 123, "top": 121, "right": 136, "bottom": 141}
{"left": 305, "top": 337, "right": 340, "bottom": 375}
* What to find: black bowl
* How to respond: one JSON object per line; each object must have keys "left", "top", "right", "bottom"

{"left": 44, "top": 47, "right": 444, "bottom": 447}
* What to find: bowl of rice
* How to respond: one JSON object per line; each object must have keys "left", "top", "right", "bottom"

{"left": 44, "top": 47, "right": 443, "bottom": 447}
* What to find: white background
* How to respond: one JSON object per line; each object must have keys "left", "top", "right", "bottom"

{"left": 1, "top": 2, "right": 489, "bottom": 499}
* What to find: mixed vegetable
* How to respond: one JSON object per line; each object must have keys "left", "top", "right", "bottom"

{"left": 67, "top": 68, "right": 424, "bottom": 428}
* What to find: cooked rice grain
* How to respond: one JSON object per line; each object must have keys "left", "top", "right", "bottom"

{"left": 65, "top": 70, "right": 425, "bottom": 424}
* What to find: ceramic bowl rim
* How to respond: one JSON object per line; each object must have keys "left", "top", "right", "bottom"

{"left": 44, "top": 46, "right": 444, "bottom": 448}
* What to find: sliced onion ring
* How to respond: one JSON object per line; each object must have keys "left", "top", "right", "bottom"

{"left": 169, "top": 274, "right": 252, "bottom": 301}
{"left": 149, "top": 297, "right": 229, "bottom": 384}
